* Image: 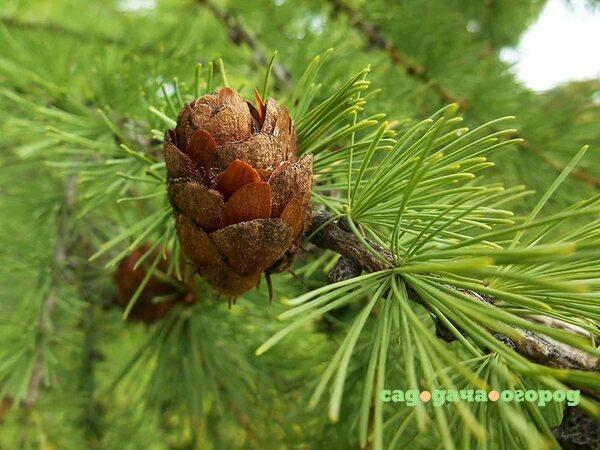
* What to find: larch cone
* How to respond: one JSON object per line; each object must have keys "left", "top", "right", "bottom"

{"left": 164, "top": 87, "right": 313, "bottom": 296}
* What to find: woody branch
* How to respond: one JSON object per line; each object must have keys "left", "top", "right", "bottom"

{"left": 307, "top": 209, "right": 600, "bottom": 375}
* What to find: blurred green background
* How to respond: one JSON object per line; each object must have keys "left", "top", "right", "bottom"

{"left": 2, "top": 0, "right": 599, "bottom": 206}
{"left": 0, "top": 0, "right": 599, "bottom": 448}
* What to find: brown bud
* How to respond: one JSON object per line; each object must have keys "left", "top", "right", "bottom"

{"left": 164, "top": 87, "right": 313, "bottom": 296}
{"left": 114, "top": 246, "right": 194, "bottom": 322}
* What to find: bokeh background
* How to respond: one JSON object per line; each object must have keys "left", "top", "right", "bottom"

{"left": 0, "top": 0, "right": 599, "bottom": 448}
{"left": 2, "top": 0, "right": 599, "bottom": 206}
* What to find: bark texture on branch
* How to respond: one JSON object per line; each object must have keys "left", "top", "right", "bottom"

{"left": 308, "top": 210, "right": 600, "bottom": 373}
{"left": 553, "top": 406, "right": 600, "bottom": 449}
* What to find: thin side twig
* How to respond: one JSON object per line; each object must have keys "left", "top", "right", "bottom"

{"left": 327, "top": 0, "right": 600, "bottom": 187}
{"left": 197, "top": 0, "right": 290, "bottom": 90}
{"left": 21, "top": 175, "right": 77, "bottom": 409}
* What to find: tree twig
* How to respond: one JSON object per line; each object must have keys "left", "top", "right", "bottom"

{"left": 308, "top": 209, "right": 600, "bottom": 373}
{"left": 20, "top": 175, "right": 77, "bottom": 409}
{"left": 196, "top": 0, "right": 290, "bottom": 90}
{"left": 327, "top": 0, "right": 459, "bottom": 105}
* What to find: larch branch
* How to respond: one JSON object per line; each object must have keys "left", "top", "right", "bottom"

{"left": 308, "top": 209, "right": 600, "bottom": 374}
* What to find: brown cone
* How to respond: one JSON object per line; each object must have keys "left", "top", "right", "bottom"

{"left": 114, "top": 246, "right": 195, "bottom": 322}
{"left": 165, "top": 87, "right": 313, "bottom": 296}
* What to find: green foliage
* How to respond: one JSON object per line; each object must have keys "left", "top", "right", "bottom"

{"left": 0, "top": 0, "right": 599, "bottom": 449}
